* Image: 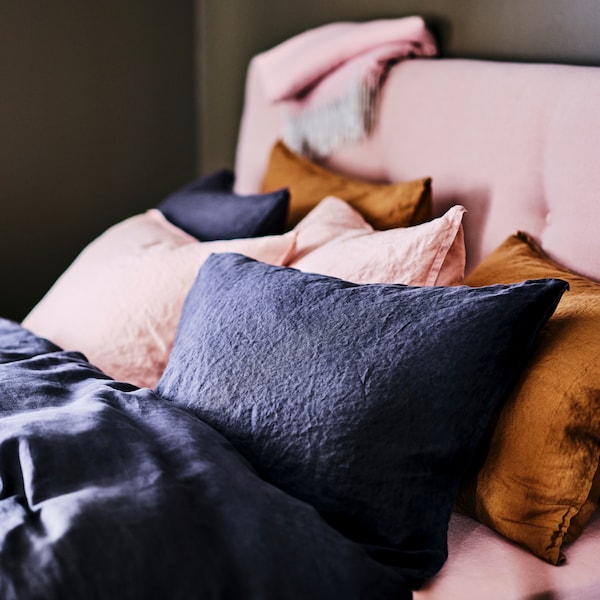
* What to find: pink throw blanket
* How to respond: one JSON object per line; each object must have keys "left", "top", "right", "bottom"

{"left": 253, "top": 17, "right": 438, "bottom": 157}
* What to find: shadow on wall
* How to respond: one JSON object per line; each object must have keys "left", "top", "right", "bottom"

{"left": 0, "top": 2, "right": 196, "bottom": 321}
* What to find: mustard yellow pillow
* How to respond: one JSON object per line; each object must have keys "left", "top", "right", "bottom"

{"left": 457, "top": 232, "right": 600, "bottom": 565}
{"left": 261, "top": 140, "right": 432, "bottom": 230}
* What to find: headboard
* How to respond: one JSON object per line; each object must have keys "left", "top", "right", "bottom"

{"left": 235, "top": 56, "right": 600, "bottom": 281}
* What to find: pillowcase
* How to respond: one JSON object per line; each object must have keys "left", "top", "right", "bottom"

{"left": 156, "top": 252, "right": 567, "bottom": 587}
{"left": 456, "top": 231, "right": 600, "bottom": 565}
{"left": 158, "top": 168, "right": 289, "bottom": 240}
{"left": 260, "top": 140, "right": 432, "bottom": 230}
{"left": 287, "top": 196, "right": 466, "bottom": 286}
{"left": 22, "top": 210, "right": 296, "bottom": 389}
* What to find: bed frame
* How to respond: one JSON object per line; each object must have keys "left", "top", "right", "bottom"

{"left": 235, "top": 56, "right": 600, "bottom": 282}
{"left": 234, "top": 52, "right": 600, "bottom": 599}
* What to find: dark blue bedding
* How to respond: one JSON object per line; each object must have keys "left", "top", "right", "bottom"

{"left": 0, "top": 318, "right": 409, "bottom": 600}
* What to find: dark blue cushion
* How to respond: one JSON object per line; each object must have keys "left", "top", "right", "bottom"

{"left": 157, "top": 169, "right": 289, "bottom": 241}
{"left": 156, "top": 253, "right": 567, "bottom": 587}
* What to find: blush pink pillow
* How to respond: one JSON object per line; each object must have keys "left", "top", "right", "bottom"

{"left": 23, "top": 209, "right": 296, "bottom": 388}
{"left": 288, "top": 196, "right": 466, "bottom": 285}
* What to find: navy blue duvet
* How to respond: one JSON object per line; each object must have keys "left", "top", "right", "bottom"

{"left": 0, "top": 318, "right": 409, "bottom": 600}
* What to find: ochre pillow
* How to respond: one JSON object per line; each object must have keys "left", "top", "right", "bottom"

{"left": 287, "top": 196, "right": 466, "bottom": 286}
{"left": 22, "top": 210, "right": 296, "bottom": 389}
{"left": 261, "top": 140, "right": 432, "bottom": 230}
{"left": 456, "top": 231, "right": 600, "bottom": 565}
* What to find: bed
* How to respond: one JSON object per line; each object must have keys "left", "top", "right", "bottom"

{"left": 4, "top": 16, "right": 600, "bottom": 600}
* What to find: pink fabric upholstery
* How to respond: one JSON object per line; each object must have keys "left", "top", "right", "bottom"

{"left": 235, "top": 57, "right": 600, "bottom": 283}
{"left": 234, "top": 52, "right": 600, "bottom": 595}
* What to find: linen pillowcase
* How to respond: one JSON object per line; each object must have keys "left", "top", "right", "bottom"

{"left": 456, "top": 231, "right": 600, "bottom": 565}
{"left": 156, "top": 252, "right": 567, "bottom": 587}
{"left": 260, "top": 140, "right": 432, "bottom": 229}
{"left": 287, "top": 196, "right": 466, "bottom": 286}
{"left": 158, "top": 168, "right": 289, "bottom": 240}
{"left": 22, "top": 210, "right": 296, "bottom": 389}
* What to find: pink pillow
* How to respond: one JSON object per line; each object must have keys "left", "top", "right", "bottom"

{"left": 23, "top": 209, "right": 297, "bottom": 389}
{"left": 288, "top": 196, "right": 466, "bottom": 285}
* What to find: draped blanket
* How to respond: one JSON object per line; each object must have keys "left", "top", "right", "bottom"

{"left": 253, "top": 16, "right": 437, "bottom": 157}
{"left": 0, "top": 318, "right": 408, "bottom": 600}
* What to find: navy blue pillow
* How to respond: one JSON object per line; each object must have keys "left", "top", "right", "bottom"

{"left": 157, "top": 169, "right": 289, "bottom": 241}
{"left": 156, "top": 253, "right": 568, "bottom": 587}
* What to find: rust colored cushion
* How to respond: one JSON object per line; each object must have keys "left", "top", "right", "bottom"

{"left": 457, "top": 231, "right": 600, "bottom": 565}
{"left": 261, "top": 140, "right": 432, "bottom": 230}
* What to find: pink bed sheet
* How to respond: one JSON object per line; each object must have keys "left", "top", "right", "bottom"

{"left": 416, "top": 510, "right": 600, "bottom": 599}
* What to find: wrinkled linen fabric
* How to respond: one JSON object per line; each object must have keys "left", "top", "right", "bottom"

{"left": 157, "top": 252, "right": 568, "bottom": 587}
{"left": 0, "top": 318, "right": 410, "bottom": 600}
{"left": 157, "top": 168, "right": 289, "bottom": 241}
{"left": 287, "top": 196, "right": 466, "bottom": 286}
{"left": 261, "top": 140, "right": 433, "bottom": 230}
{"left": 457, "top": 231, "right": 600, "bottom": 564}
{"left": 22, "top": 209, "right": 296, "bottom": 389}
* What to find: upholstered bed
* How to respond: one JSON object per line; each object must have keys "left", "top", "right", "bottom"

{"left": 233, "top": 17, "right": 600, "bottom": 599}
{"left": 2, "top": 16, "right": 599, "bottom": 600}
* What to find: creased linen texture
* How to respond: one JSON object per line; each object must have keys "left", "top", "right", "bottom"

{"left": 0, "top": 318, "right": 410, "bottom": 600}
{"left": 157, "top": 252, "right": 567, "bottom": 588}
{"left": 457, "top": 231, "right": 600, "bottom": 564}
{"left": 22, "top": 210, "right": 296, "bottom": 389}
{"left": 287, "top": 197, "right": 466, "bottom": 286}
{"left": 261, "top": 140, "right": 433, "bottom": 229}
{"left": 157, "top": 168, "right": 289, "bottom": 241}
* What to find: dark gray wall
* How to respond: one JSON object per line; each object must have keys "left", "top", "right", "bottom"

{"left": 1, "top": 2, "right": 196, "bottom": 320}
{"left": 197, "top": 0, "right": 600, "bottom": 174}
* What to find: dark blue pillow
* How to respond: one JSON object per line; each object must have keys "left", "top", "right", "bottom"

{"left": 157, "top": 169, "right": 289, "bottom": 241}
{"left": 156, "top": 253, "right": 568, "bottom": 587}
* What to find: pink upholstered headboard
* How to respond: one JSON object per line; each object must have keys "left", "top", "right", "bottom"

{"left": 235, "top": 57, "right": 600, "bottom": 281}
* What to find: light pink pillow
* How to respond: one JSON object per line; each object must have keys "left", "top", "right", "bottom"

{"left": 23, "top": 209, "right": 297, "bottom": 388}
{"left": 288, "top": 196, "right": 466, "bottom": 285}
